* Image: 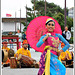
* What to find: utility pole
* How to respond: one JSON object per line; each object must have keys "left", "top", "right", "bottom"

{"left": 15, "top": 12, "right": 16, "bottom": 34}
{"left": 20, "top": 8, "right": 21, "bottom": 32}
{"left": 26, "top": 4, "right": 27, "bottom": 26}
{"left": 34, "top": 0, "right": 35, "bottom": 18}
{"left": 45, "top": 0, "right": 46, "bottom": 16}
{"left": 64, "top": 0, "right": 66, "bottom": 27}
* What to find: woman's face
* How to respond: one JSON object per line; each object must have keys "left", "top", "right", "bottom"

{"left": 46, "top": 21, "right": 55, "bottom": 32}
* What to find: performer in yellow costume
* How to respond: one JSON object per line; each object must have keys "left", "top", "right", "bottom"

{"left": 59, "top": 42, "right": 72, "bottom": 61}
{"left": 14, "top": 40, "right": 31, "bottom": 58}
{"left": 2, "top": 40, "right": 10, "bottom": 52}
{"left": 2, "top": 40, "right": 10, "bottom": 65}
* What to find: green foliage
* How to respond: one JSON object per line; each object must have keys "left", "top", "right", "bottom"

{"left": 22, "top": 6, "right": 34, "bottom": 32}
{"left": 21, "top": 22, "right": 27, "bottom": 32}
{"left": 22, "top": 0, "right": 73, "bottom": 36}
{"left": 26, "top": 7, "right": 32, "bottom": 11}
{"left": 21, "top": 22, "right": 26, "bottom": 26}
{"left": 31, "top": 1, "right": 68, "bottom": 17}
{"left": 69, "top": 32, "right": 73, "bottom": 44}
{"left": 53, "top": 12, "right": 73, "bottom": 31}
{"left": 69, "top": 37, "right": 73, "bottom": 44}
{"left": 31, "top": 0, "right": 38, "bottom": 3}
{"left": 66, "top": 16, "right": 73, "bottom": 31}
{"left": 53, "top": 13, "right": 65, "bottom": 31}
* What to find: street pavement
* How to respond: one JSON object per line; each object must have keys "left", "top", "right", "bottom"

{"left": 1, "top": 44, "right": 74, "bottom": 75}
{"left": 2, "top": 67, "right": 74, "bottom": 75}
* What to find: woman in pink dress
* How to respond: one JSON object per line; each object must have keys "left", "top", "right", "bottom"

{"left": 36, "top": 18, "right": 70, "bottom": 75}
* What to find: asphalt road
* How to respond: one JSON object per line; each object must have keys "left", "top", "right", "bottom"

{"left": 2, "top": 67, "right": 74, "bottom": 75}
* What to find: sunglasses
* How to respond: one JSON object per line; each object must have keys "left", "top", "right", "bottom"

{"left": 47, "top": 23, "right": 55, "bottom": 26}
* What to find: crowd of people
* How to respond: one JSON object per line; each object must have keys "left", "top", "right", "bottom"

{"left": 2, "top": 39, "right": 32, "bottom": 67}
{"left": 2, "top": 29, "right": 31, "bottom": 67}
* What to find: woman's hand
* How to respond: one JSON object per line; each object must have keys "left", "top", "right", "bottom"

{"left": 43, "top": 33, "right": 51, "bottom": 42}
{"left": 46, "top": 33, "right": 51, "bottom": 38}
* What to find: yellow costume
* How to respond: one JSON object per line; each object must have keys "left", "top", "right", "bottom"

{"left": 59, "top": 50, "right": 72, "bottom": 61}
{"left": 2, "top": 46, "right": 10, "bottom": 52}
{"left": 44, "top": 46, "right": 50, "bottom": 75}
{"left": 14, "top": 48, "right": 31, "bottom": 58}
{"left": 2, "top": 47, "right": 10, "bottom": 64}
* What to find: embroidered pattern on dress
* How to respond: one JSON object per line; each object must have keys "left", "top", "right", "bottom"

{"left": 53, "top": 58, "right": 61, "bottom": 75}
{"left": 51, "top": 37, "right": 59, "bottom": 47}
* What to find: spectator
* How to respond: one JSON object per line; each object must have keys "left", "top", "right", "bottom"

{"left": 22, "top": 31, "right": 30, "bottom": 50}
{"left": 22, "top": 31, "right": 26, "bottom": 40}
{"left": 63, "top": 26, "right": 71, "bottom": 42}
{"left": 14, "top": 40, "right": 31, "bottom": 58}
{"left": 16, "top": 29, "right": 22, "bottom": 49}
{"left": 2, "top": 40, "right": 10, "bottom": 65}
{"left": 8, "top": 32, "right": 13, "bottom": 49}
{"left": 2, "top": 40, "right": 10, "bottom": 52}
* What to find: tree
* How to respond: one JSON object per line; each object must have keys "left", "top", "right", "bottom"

{"left": 26, "top": 7, "right": 34, "bottom": 22}
{"left": 53, "top": 13, "right": 65, "bottom": 31}
{"left": 31, "top": 0, "right": 68, "bottom": 17}
{"left": 22, "top": 6, "right": 35, "bottom": 32}
{"left": 66, "top": 16, "right": 73, "bottom": 31}
{"left": 21, "top": 22, "right": 27, "bottom": 32}
{"left": 22, "top": 0, "right": 73, "bottom": 33}
{"left": 53, "top": 12, "right": 73, "bottom": 31}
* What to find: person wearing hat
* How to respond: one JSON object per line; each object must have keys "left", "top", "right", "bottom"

{"left": 14, "top": 40, "right": 31, "bottom": 58}
{"left": 2, "top": 40, "right": 10, "bottom": 65}
{"left": 22, "top": 30, "right": 30, "bottom": 50}
{"left": 36, "top": 18, "right": 70, "bottom": 75}
{"left": 2, "top": 40, "right": 10, "bottom": 52}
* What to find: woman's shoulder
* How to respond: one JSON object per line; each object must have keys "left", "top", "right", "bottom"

{"left": 41, "top": 35, "right": 46, "bottom": 38}
{"left": 55, "top": 33, "right": 62, "bottom": 37}
{"left": 42, "top": 34, "right": 46, "bottom": 37}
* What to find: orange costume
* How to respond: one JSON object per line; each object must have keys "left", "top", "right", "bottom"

{"left": 58, "top": 42, "right": 72, "bottom": 61}
{"left": 2, "top": 48, "right": 10, "bottom": 65}
{"left": 14, "top": 40, "right": 31, "bottom": 58}
{"left": 2, "top": 41, "right": 10, "bottom": 64}
{"left": 2, "top": 46, "right": 10, "bottom": 52}
{"left": 14, "top": 48, "right": 31, "bottom": 58}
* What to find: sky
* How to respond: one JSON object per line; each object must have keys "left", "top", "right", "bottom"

{"left": 1, "top": 0, "right": 74, "bottom": 18}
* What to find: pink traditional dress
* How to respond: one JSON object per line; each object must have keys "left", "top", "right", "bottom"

{"left": 26, "top": 16, "right": 70, "bottom": 75}
{"left": 36, "top": 31, "right": 70, "bottom": 75}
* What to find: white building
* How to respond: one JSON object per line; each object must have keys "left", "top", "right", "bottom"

{"left": 2, "top": 17, "right": 26, "bottom": 35}
{"left": 68, "top": 7, "right": 74, "bottom": 19}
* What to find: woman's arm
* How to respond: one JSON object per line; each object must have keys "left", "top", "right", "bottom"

{"left": 42, "top": 33, "right": 50, "bottom": 42}
{"left": 57, "top": 34, "right": 70, "bottom": 52}
{"left": 36, "top": 35, "right": 45, "bottom": 47}
{"left": 36, "top": 33, "right": 50, "bottom": 47}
